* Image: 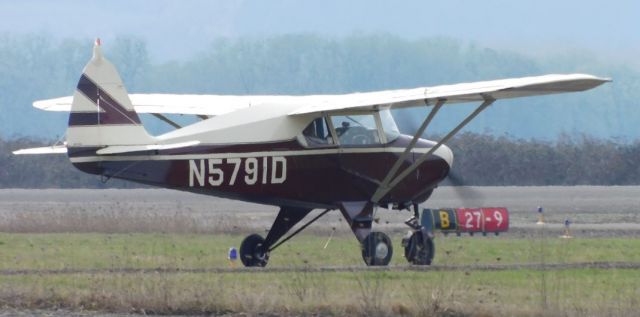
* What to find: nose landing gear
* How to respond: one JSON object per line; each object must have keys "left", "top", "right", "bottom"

{"left": 402, "top": 230, "right": 435, "bottom": 265}
{"left": 402, "top": 203, "right": 435, "bottom": 265}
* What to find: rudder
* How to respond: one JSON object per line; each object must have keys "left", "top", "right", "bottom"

{"left": 66, "top": 39, "right": 154, "bottom": 149}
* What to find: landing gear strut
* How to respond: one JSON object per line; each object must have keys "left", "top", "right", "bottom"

{"left": 240, "top": 207, "right": 331, "bottom": 267}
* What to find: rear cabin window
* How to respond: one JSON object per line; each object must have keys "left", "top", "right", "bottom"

{"left": 331, "top": 114, "right": 381, "bottom": 146}
{"left": 302, "top": 117, "right": 334, "bottom": 147}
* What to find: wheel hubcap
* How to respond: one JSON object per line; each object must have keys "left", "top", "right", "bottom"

{"left": 375, "top": 242, "right": 389, "bottom": 259}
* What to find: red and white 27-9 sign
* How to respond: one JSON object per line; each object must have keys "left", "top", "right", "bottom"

{"left": 456, "top": 207, "right": 509, "bottom": 233}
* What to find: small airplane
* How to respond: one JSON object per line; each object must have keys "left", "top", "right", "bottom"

{"left": 14, "top": 39, "right": 610, "bottom": 267}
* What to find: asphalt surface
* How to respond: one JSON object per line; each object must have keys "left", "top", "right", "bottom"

{"left": 0, "top": 187, "right": 639, "bottom": 236}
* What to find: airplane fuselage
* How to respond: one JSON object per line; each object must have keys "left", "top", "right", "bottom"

{"left": 69, "top": 135, "right": 452, "bottom": 209}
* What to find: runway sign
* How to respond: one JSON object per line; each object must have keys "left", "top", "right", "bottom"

{"left": 422, "top": 207, "right": 509, "bottom": 235}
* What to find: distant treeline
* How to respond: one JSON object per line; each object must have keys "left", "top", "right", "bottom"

{"left": 2, "top": 133, "right": 638, "bottom": 188}
{"left": 443, "top": 132, "right": 640, "bottom": 186}
{"left": 0, "top": 33, "right": 638, "bottom": 140}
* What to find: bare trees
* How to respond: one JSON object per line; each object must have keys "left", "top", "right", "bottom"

{"left": 445, "top": 132, "right": 640, "bottom": 186}
{"left": 1, "top": 133, "right": 638, "bottom": 188}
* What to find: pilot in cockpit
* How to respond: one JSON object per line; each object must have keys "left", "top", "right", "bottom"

{"left": 336, "top": 121, "right": 350, "bottom": 137}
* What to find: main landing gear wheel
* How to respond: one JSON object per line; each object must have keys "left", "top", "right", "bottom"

{"left": 403, "top": 231, "right": 435, "bottom": 265}
{"left": 240, "top": 234, "right": 269, "bottom": 267}
{"left": 361, "top": 232, "right": 393, "bottom": 266}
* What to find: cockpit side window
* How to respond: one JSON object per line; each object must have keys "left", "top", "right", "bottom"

{"left": 302, "top": 117, "right": 334, "bottom": 147}
{"left": 330, "top": 114, "right": 381, "bottom": 146}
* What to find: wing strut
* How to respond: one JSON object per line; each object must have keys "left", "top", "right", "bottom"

{"left": 372, "top": 99, "right": 445, "bottom": 202}
{"left": 371, "top": 95, "right": 496, "bottom": 204}
{"left": 151, "top": 113, "right": 182, "bottom": 129}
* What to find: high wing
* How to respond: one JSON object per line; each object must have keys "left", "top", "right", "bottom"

{"left": 32, "top": 74, "right": 610, "bottom": 117}
{"left": 288, "top": 73, "right": 611, "bottom": 115}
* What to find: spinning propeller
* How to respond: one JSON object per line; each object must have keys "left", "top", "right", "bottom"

{"left": 398, "top": 108, "right": 484, "bottom": 206}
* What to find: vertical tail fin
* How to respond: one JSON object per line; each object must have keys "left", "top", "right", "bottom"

{"left": 66, "top": 39, "right": 154, "bottom": 149}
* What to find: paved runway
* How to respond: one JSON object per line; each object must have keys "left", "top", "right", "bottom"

{"left": 1, "top": 187, "right": 638, "bottom": 236}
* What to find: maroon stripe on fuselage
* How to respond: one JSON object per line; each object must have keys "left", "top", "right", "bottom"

{"left": 69, "top": 74, "right": 141, "bottom": 126}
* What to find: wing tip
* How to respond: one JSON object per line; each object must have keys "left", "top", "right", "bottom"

{"left": 574, "top": 73, "right": 612, "bottom": 83}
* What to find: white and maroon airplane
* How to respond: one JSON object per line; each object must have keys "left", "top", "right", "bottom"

{"left": 15, "top": 39, "right": 610, "bottom": 267}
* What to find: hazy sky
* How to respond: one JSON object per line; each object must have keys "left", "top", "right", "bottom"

{"left": 1, "top": 0, "right": 638, "bottom": 66}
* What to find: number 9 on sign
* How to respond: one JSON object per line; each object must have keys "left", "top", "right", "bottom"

{"left": 483, "top": 208, "right": 509, "bottom": 232}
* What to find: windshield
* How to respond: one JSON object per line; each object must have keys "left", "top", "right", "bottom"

{"left": 330, "top": 114, "right": 381, "bottom": 146}
{"left": 379, "top": 109, "right": 400, "bottom": 142}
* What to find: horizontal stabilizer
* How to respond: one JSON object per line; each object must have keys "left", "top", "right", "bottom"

{"left": 33, "top": 96, "right": 73, "bottom": 111}
{"left": 13, "top": 144, "right": 67, "bottom": 155}
{"left": 95, "top": 140, "right": 201, "bottom": 155}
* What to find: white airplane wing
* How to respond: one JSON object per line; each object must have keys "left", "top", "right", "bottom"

{"left": 32, "top": 74, "right": 609, "bottom": 117}
{"left": 288, "top": 74, "right": 611, "bottom": 115}
{"left": 20, "top": 73, "right": 609, "bottom": 156}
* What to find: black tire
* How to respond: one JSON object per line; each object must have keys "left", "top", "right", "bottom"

{"left": 239, "top": 234, "right": 269, "bottom": 267}
{"left": 404, "top": 231, "right": 435, "bottom": 265}
{"left": 361, "top": 232, "right": 393, "bottom": 266}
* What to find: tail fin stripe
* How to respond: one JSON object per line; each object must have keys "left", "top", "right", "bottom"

{"left": 68, "top": 112, "right": 140, "bottom": 126}
{"left": 70, "top": 74, "right": 141, "bottom": 126}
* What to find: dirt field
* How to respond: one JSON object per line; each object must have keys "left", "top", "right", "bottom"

{"left": 0, "top": 186, "right": 638, "bottom": 236}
